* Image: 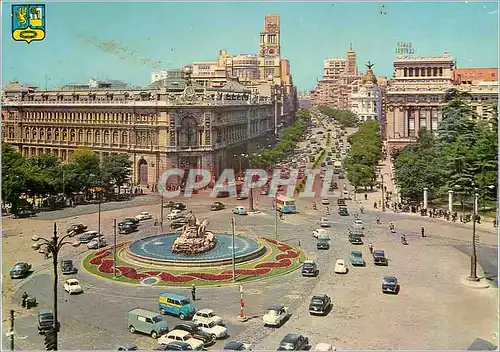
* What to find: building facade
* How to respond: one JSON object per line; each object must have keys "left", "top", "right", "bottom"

{"left": 1, "top": 71, "right": 274, "bottom": 187}
{"left": 453, "top": 68, "right": 498, "bottom": 84}
{"left": 350, "top": 63, "right": 381, "bottom": 122}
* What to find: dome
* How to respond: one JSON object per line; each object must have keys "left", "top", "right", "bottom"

{"left": 362, "top": 69, "right": 377, "bottom": 84}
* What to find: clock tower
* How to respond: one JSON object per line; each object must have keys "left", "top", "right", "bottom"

{"left": 259, "top": 14, "right": 280, "bottom": 56}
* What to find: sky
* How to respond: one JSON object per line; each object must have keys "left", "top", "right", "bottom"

{"left": 2, "top": 1, "right": 499, "bottom": 91}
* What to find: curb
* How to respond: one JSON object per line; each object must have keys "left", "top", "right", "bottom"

{"left": 460, "top": 276, "right": 491, "bottom": 289}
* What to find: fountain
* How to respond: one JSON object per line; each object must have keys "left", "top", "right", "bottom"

{"left": 171, "top": 212, "right": 216, "bottom": 254}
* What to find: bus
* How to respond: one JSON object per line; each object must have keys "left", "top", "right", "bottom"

{"left": 276, "top": 195, "right": 297, "bottom": 214}
{"left": 333, "top": 161, "right": 342, "bottom": 174}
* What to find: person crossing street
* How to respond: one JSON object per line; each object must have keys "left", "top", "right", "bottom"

{"left": 191, "top": 284, "right": 196, "bottom": 301}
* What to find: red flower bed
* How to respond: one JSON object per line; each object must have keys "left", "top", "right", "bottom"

{"left": 255, "top": 258, "right": 292, "bottom": 269}
{"left": 117, "top": 266, "right": 148, "bottom": 280}
{"left": 276, "top": 250, "right": 300, "bottom": 261}
{"left": 94, "top": 249, "right": 111, "bottom": 257}
{"left": 159, "top": 272, "right": 195, "bottom": 283}
{"left": 145, "top": 271, "right": 161, "bottom": 276}
{"left": 277, "top": 244, "right": 293, "bottom": 252}
{"left": 98, "top": 260, "right": 115, "bottom": 274}
{"left": 90, "top": 251, "right": 111, "bottom": 265}
{"left": 264, "top": 238, "right": 279, "bottom": 245}
{"left": 185, "top": 272, "right": 233, "bottom": 281}
{"left": 221, "top": 267, "right": 271, "bottom": 276}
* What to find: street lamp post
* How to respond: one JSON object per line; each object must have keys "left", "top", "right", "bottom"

{"left": 231, "top": 217, "right": 236, "bottom": 281}
{"left": 469, "top": 188, "right": 479, "bottom": 282}
{"left": 31, "top": 223, "right": 80, "bottom": 350}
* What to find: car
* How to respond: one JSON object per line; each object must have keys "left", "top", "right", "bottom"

{"left": 373, "top": 250, "right": 388, "bottom": 266}
{"left": 210, "top": 202, "right": 225, "bottom": 211}
{"left": 61, "top": 260, "right": 78, "bottom": 275}
{"left": 309, "top": 294, "right": 332, "bottom": 315}
{"left": 382, "top": 276, "right": 400, "bottom": 294}
{"left": 196, "top": 321, "right": 228, "bottom": 339}
{"left": 338, "top": 207, "right": 349, "bottom": 216}
{"left": 87, "top": 237, "right": 107, "bottom": 249}
{"left": 66, "top": 223, "right": 87, "bottom": 235}
{"left": 192, "top": 309, "right": 223, "bottom": 326}
{"left": 350, "top": 250, "right": 365, "bottom": 266}
{"left": 316, "top": 238, "right": 330, "bottom": 250}
{"left": 302, "top": 260, "right": 319, "bottom": 277}
{"left": 311, "top": 343, "right": 336, "bottom": 351}
{"left": 338, "top": 172, "right": 345, "bottom": 180}
{"left": 136, "top": 211, "right": 153, "bottom": 221}
{"left": 348, "top": 234, "right": 363, "bottom": 245}
{"left": 10, "top": 262, "right": 31, "bottom": 279}
{"left": 173, "top": 202, "right": 187, "bottom": 211}
{"left": 331, "top": 182, "right": 338, "bottom": 190}
{"left": 334, "top": 259, "right": 348, "bottom": 274}
{"left": 277, "top": 333, "right": 309, "bottom": 351}
{"left": 222, "top": 341, "right": 252, "bottom": 351}
{"left": 236, "top": 194, "right": 248, "bottom": 200}
{"left": 262, "top": 305, "right": 291, "bottom": 327}
{"left": 170, "top": 217, "right": 188, "bottom": 230}
{"left": 312, "top": 229, "right": 329, "bottom": 239}
{"left": 64, "top": 278, "right": 83, "bottom": 294}
{"left": 354, "top": 219, "right": 364, "bottom": 229}
{"left": 78, "top": 231, "right": 103, "bottom": 243}
{"left": 337, "top": 199, "right": 346, "bottom": 206}
{"left": 173, "top": 322, "right": 214, "bottom": 346}
{"left": 232, "top": 206, "right": 247, "bottom": 215}
{"left": 157, "top": 330, "right": 204, "bottom": 350}
{"left": 119, "top": 223, "right": 136, "bottom": 234}
{"left": 167, "top": 210, "right": 183, "bottom": 220}
{"left": 155, "top": 342, "right": 193, "bottom": 351}
{"left": 122, "top": 217, "right": 140, "bottom": 225}
{"left": 37, "top": 309, "right": 54, "bottom": 334}
{"left": 321, "top": 197, "right": 330, "bottom": 205}
{"left": 117, "top": 343, "right": 139, "bottom": 351}
{"left": 319, "top": 218, "right": 331, "bottom": 228}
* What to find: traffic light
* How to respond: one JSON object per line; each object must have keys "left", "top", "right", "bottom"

{"left": 44, "top": 328, "right": 57, "bottom": 350}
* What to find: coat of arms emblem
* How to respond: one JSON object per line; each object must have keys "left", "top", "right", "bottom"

{"left": 12, "top": 4, "right": 46, "bottom": 44}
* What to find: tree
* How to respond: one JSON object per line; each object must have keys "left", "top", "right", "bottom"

{"left": 1, "top": 144, "right": 29, "bottom": 214}
{"left": 101, "top": 154, "right": 132, "bottom": 194}
{"left": 70, "top": 148, "right": 101, "bottom": 194}
{"left": 437, "top": 88, "right": 476, "bottom": 144}
{"left": 346, "top": 163, "right": 373, "bottom": 190}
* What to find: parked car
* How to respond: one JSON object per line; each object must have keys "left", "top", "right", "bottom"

{"left": 167, "top": 210, "right": 183, "bottom": 220}
{"left": 277, "top": 333, "right": 309, "bottom": 351}
{"left": 78, "top": 231, "right": 103, "bottom": 243}
{"left": 61, "top": 260, "right": 78, "bottom": 275}
{"left": 10, "top": 262, "right": 31, "bottom": 279}
{"left": 121, "top": 217, "right": 140, "bottom": 225}
{"left": 136, "top": 212, "right": 153, "bottom": 221}
{"left": 157, "top": 330, "right": 204, "bottom": 350}
{"left": 66, "top": 223, "right": 87, "bottom": 235}
{"left": 37, "top": 309, "right": 54, "bottom": 334}
{"left": 210, "top": 202, "right": 225, "bottom": 211}
{"left": 155, "top": 342, "right": 193, "bottom": 351}
{"left": 117, "top": 343, "right": 138, "bottom": 351}
{"left": 64, "top": 278, "right": 83, "bottom": 294}
{"left": 350, "top": 250, "right": 365, "bottom": 266}
{"left": 232, "top": 206, "right": 247, "bottom": 215}
{"left": 316, "top": 238, "right": 330, "bottom": 250}
{"left": 373, "top": 250, "right": 388, "bottom": 266}
{"left": 127, "top": 309, "right": 168, "bottom": 339}
{"left": 301, "top": 260, "right": 319, "bottom": 277}
{"left": 173, "top": 322, "right": 214, "bottom": 346}
{"left": 222, "top": 341, "right": 252, "bottom": 351}
{"left": 321, "top": 197, "right": 330, "bottom": 205}
{"left": 196, "top": 321, "right": 228, "bottom": 339}
{"left": 319, "top": 218, "right": 331, "bottom": 228}
{"left": 170, "top": 217, "right": 188, "bottom": 230}
{"left": 334, "top": 259, "right": 348, "bottom": 274}
{"left": 262, "top": 305, "right": 291, "bottom": 327}
{"left": 172, "top": 202, "right": 187, "bottom": 211}
{"left": 87, "top": 237, "right": 107, "bottom": 249}
{"left": 192, "top": 309, "right": 223, "bottom": 326}
{"left": 309, "top": 294, "right": 332, "bottom": 316}
{"left": 382, "top": 276, "right": 399, "bottom": 294}
{"left": 119, "top": 224, "right": 136, "bottom": 234}
{"left": 348, "top": 234, "right": 363, "bottom": 245}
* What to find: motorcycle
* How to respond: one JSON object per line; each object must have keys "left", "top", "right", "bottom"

{"left": 401, "top": 236, "right": 408, "bottom": 245}
{"left": 376, "top": 218, "right": 381, "bottom": 225}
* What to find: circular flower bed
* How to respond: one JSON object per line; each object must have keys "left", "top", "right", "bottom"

{"left": 83, "top": 238, "right": 304, "bottom": 286}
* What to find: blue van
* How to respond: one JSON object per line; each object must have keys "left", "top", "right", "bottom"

{"left": 158, "top": 293, "right": 195, "bottom": 320}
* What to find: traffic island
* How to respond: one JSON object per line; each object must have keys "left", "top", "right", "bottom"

{"left": 460, "top": 275, "right": 490, "bottom": 289}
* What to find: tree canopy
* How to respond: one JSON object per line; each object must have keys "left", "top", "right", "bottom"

{"left": 318, "top": 106, "right": 359, "bottom": 128}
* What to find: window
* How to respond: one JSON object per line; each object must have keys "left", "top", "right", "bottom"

{"left": 179, "top": 117, "right": 198, "bottom": 147}
{"left": 403, "top": 68, "right": 407, "bottom": 77}
{"left": 415, "top": 68, "right": 420, "bottom": 77}
{"left": 431, "top": 109, "right": 438, "bottom": 131}
{"left": 419, "top": 109, "right": 426, "bottom": 127}
{"left": 137, "top": 316, "right": 146, "bottom": 323}
{"left": 408, "top": 110, "right": 415, "bottom": 136}
{"left": 439, "top": 68, "right": 443, "bottom": 76}
{"left": 433, "top": 68, "right": 438, "bottom": 76}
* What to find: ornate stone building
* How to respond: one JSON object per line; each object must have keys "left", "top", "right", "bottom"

{"left": 350, "top": 62, "right": 381, "bottom": 122}
{"left": 1, "top": 70, "right": 274, "bottom": 186}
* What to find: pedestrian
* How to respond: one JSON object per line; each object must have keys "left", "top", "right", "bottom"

{"left": 191, "top": 284, "right": 196, "bottom": 301}
{"left": 22, "top": 292, "right": 28, "bottom": 308}
{"left": 421, "top": 226, "right": 425, "bottom": 238}
{"left": 364, "top": 193, "right": 367, "bottom": 201}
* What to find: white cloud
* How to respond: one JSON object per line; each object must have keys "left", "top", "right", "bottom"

{"left": 488, "top": 9, "right": 498, "bottom": 15}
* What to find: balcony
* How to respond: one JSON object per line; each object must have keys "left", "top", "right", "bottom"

{"left": 165, "top": 145, "right": 214, "bottom": 152}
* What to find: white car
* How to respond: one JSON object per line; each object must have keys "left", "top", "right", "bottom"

{"left": 312, "top": 229, "right": 329, "bottom": 238}
{"left": 321, "top": 197, "right": 330, "bottom": 205}
{"left": 312, "top": 343, "right": 336, "bottom": 351}
{"left": 63, "top": 279, "right": 83, "bottom": 294}
{"left": 166, "top": 210, "right": 182, "bottom": 220}
{"left": 87, "top": 237, "right": 107, "bottom": 249}
{"left": 196, "top": 321, "right": 228, "bottom": 339}
{"left": 192, "top": 309, "right": 223, "bottom": 326}
{"left": 354, "top": 219, "right": 364, "bottom": 229}
{"left": 157, "top": 330, "right": 204, "bottom": 350}
{"left": 319, "top": 218, "right": 331, "bottom": 228}
{"left": 262, "top": 305, "right": 290, "bottom": 327}
{"left": 334, "top": 259, "right": 348, "bottom": 274}
{"left": 135, "top": 211, "right": 152, "bottom": 221}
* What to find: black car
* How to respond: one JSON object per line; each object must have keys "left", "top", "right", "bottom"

{"left": 301, "top": 260, "right": 319, "bottom": 277}
{"left": 210, "top": 202, "right": 225, "bottom": 211}
{"left": 61, "top": 260, "right": 78, "bottom": 275}
{"left": 37, "top": 309, "right": 54, "bottom": 334}
{"left": 277, "top": 333, "right": 309, "bottom": 351}
{"left": 119, "top": 224, "right": 136, "bottom": 234}
{"left": 308, "top": 294, "right": 332, "bottom": 316}
{"left": 348, "top": 235, "right": 363, "bottom": 245}
{"left": 173, "top": 202, "right": 187, "bottom": 211}
{"left": 120, "top": 218, "right": 139, "bottom": 226}
{"left": 382, "top": 276, "right": 399, "bottom": 294}
{"left": 373, "top": 250, "right": 388, "bottom": 266}
{"left": 117, "top": 343, "right": 138, "bottom": 351}
{"left": 338, "top": 207, "right": 349, "bottom": 216}
{"left": 10, "top": 262, "right": 32, "bottom": 279}
{"left": 222, "top": 341, "right": 252, "bottom": 351}
{"left": 155, "top": 342, "right": 192, "bottom": 351}
{"left": 173, "top": 322, "right": 214, "bottom": 346}
{"left": 66, "top": 224, "right": 87, "bottom": 235}
{"left": 316, "top": 238, "right": 330, "bottom": 250}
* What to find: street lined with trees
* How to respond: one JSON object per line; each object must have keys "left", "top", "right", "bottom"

{"left": 317, "top": 106, "right": 359, "bottom": 128}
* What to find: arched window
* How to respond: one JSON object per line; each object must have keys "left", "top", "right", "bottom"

{"left": 95, "top": 130, "right": 101, "bottom": 143}
{"left": 32, "top": 128, "right": 37, "bottom": 140}
{"left": 179, "top": 117, "right": 198, "bottom": 146}
{"left": 25, "top": 127, "right": 30, "bottom": 139}
{"left": 87, "top": 130, "right": 92, "bottom": 143}
{"left": 70, "top": 129, "right": 76, "bottom": 142}
{"left": 40, "top": 129, "right": 45, "bottom": 140}
{"left": 79, "top": 130, "right": 84, "bottom": 142}
{"left": 62, "top": 129, "right": 68, "bottom": 141}
{"left": 104, "top": 130, "right": 110, "bottom": 144}
{"left": 47, "top": 128, "right": 52, "bottom": 140}
{"left": 54, "top": 129, "right": 60, "bottom": 141}
{"left": 113, "top": 131, "right": 119, "bottom": 144}
{"left": 122, "top": 131, "right": 128, "bottom": 144}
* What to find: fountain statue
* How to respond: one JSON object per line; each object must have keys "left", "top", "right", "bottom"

{"left": 171, "top": 212, "right": 217, "bottom": 254}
